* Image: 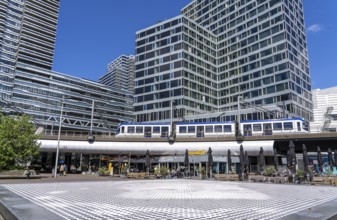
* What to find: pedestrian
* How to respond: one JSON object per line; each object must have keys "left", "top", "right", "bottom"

{"left": 60, "top": 164, "right": 64, "bottom": 176}
{"left": 177, "top": 167, "right": 181, "bottom": 178}
{"left": 24, "top": 167, "right": 31, "bottom": 179}
{"left": 63, "top": 164, "right": 68, "bottom": 176}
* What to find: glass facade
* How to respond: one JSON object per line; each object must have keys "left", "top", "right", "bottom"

{"left": 0, "top": 0, "right": 59, "bottom": 101}
{"left": 134, "top": 0, "right": 312, "bottom": 122}
{"left": 0, "top": 0, "right": 134, "bottom": 134}
{"left": 10, "top": 66, "right": 134, "bottom": 134}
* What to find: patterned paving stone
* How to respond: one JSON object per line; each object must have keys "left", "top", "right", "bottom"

{"left": 2, "top": 180, "right": 337, "bottom": 220}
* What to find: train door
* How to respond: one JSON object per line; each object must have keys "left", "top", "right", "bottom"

{"left": 243, "top": 124, "right": 252, "bottom": 136}
{"left": 144, "top": 126, "right": 152, "bottom": 138}
{"left": 161, "top": 127, "right": 169, "bottom": 137}
{"left": 297, "top": 122, "right": 301, "bottom": 132}
{"left": 197, "top": 126, "right": 204, "bottom": 137}
{"left": 263, "top": 123, "right": 272, "bottom": 135}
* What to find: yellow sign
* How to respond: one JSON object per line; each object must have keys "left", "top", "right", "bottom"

{"left": 188, "top": 150, "right": 206, "bottom": 155}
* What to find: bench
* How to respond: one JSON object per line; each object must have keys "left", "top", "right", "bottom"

{"left": 331, "top": 177, "right": 337, "bottom": 186}
{"left": 267, "top": 176, "right": 288, "bottom": 183}
{"left": 214, "top": 174, "right": 239, "bottom": 181}
{"left": 127, "top": 172, "right": 149, "bottom": 179}
{"left": 0, "top": 170, "right": 41, "bottom": 179}
{"left": 0, "top": 175, "right": 41, "bottom": 179}
{"left": 311, "top": 176, "right": 337, "bottom": 186}
{"left": 248, "top": 175, "right": 267, "bottom": 182}
{"left": 148, "top": 174, "right": 156, "bottom": 179}
{"left": 312, "top": 177, "right": 324, "bottom": 185}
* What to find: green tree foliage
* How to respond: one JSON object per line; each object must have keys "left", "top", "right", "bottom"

{"left": 0, "top": 114, "right": 40, "bottom": 170}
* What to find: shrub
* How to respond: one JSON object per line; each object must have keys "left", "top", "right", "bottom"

{"left": 296, "top": 169, "right": 305, "bottom": 178}
{"left": 199, "top": 167, "right": 206, "bottom": 178}
{"left": 98, "top": 167, "right": 108, "bottom": 176}
{"left": 160, "top": 166, "right": 169, "bottom": 176}
{"left": 154, "top": 165, "right": 159, "bottom": 175}
{"left": 264, "top": 166, "right": 276, "bottom": 176}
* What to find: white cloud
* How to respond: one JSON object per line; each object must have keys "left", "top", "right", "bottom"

{"left": 307, "top": 24, "right": 322, "bottom": 33}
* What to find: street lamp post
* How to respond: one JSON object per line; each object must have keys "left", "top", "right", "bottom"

{"left": 54, "top": 96, "right": 64, "bottom": 178}
{"left": 90, "top": 100, "right": 94, "bottom": 134}
{"left": 53, "top": 98, "right": 97, "bottom": 177}
{"left": 236, "top": 96, "right": 244, "bottom": 142}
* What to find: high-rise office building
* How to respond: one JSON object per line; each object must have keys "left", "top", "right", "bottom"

{"left": 0, "top": 0, "right": 134, "bottom": 134}
{"left": 134, "top": 0, "right": 313, "bottom": 123}
{"left": 0, "top": 0, "right": 59, "bottom": 100}
{"left": 99, "top": 55, "right": 135, "bottom": 93}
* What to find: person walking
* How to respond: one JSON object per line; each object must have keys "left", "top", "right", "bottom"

{"left": 59, "top": 164, "right": 64, "bottom": 176}
{"left": 63, "top": 164, "right": 68, "bottom": 176}
{"left": 24, "top": 167, "right": 31, "bottom": 179}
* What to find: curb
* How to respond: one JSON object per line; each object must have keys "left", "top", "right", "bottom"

{"left": 0, "top": 200, "right": 17, "bottom": 220}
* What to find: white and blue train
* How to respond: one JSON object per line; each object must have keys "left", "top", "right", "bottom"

{"left": 116, "top": 118, "right": 309, "bottom": 138}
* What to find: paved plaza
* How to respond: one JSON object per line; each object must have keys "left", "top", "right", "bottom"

{"left": 1, "top": 179, "right": 337, "bottom": 219}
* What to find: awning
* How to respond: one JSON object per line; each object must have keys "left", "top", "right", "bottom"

{"left": 39, "top": 140, "right": 275, "bottom": 156}
{"left": 158, "top": 155, "right": 240, "bottom": 163}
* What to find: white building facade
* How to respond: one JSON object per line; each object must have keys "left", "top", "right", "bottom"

{"left": 133, "top": 0, "right": 313, "bottom": 123}
{"left": 310, "top": 87, "right": 337, "bottom": 132}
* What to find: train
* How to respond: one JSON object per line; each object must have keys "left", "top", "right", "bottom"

{"left": 115, "top": 118, "right": 309, "bottom": 138}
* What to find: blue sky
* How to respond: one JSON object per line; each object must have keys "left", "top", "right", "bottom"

{"left": 53, "top": 0, "right": 337, "bottom": 89}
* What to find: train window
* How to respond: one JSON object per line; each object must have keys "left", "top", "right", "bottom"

{"left": 121, "top": 126, "right": 125, "bottom": 133}
{"left": 223, "top": 125, "right": 232, "bottom": 132}
{"left": 273, "top": 123, "right": 282, "bottom": 130}
{"left": 206, "top": 126, "right": 213, "bottom": 133}
{"left": 215, "top": 125, "right": 222, "bottom": 132}
{"left": 303, "top": 122, "right": 309, "bottom": 131}
{"left": 283, "top": 122, "right": 293, "bottom": 130}
{"left": 243, "top": 124, "right": 252, "bottom": 134}
{"left": 179, "top": 126, "right": 187, "bottom": 133}
{"left": 188, "top": 126, "right": 195, "bottom": 133}
{"left": 127, "top": 126, "right": 135, "bottom": 133}
{"left": 153, "top": 127, "right": 160, "bottom": 133}
{"left": 136, "top": 126, "right": 143, "bottom": 133}
{"left": 297, "top": 122, "right": 301, "bottom": 131}
{"left": 253, "top": 124, "right": 262, "bottom": 131}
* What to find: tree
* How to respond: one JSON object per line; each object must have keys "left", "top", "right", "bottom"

{"left": 0, "top": 114, "right": 40, "bottom": 170}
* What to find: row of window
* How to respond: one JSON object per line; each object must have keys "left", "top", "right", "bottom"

{"left": 178, "top": 125, "right": 232, "bottom": 133}
{"left": 137, "top": 18, "right": 181, "bottom": 39}
{"left": 242, "top": 122, "right": 295, "bottom": 132}
{"left": 122, "top": 126, "right": 169, "bottom": 134}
